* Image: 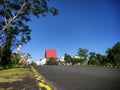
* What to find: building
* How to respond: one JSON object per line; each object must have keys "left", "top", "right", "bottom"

{"left": 39, "top": 49, "right": 58, "bottom": 65}
{"left": 45, "top": 49, "right": 57, "bottom": 59}
{"left": 39, "top": 58, "right": 47, "bottom": 65}
{"left": 59, "top": 56, "right": 65, "bottom": 62}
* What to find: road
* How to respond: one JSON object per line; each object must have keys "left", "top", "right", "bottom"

{"left": 35, "top": 65, "right": 120, "bottom": 90}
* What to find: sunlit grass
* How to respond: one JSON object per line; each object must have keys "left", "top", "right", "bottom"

{"left": 0, "top": 68, "right": 32, "bottom": 83}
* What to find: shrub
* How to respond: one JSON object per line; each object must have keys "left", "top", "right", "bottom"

{"left": 46, "top": 58, "right": 58, "bottom": 65}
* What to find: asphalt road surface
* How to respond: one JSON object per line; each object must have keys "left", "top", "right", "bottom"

{"left": 35, "top": 65, "right": 120, "bottom": 90}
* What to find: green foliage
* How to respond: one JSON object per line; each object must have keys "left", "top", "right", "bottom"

{"left": 64, "top": 53, "right": 72, "bottom": 64}
{"left": 46, "top": 58, "right": 58, "bottom": 65}
{"left": 72, "top": 58, "right": 78, "bottom": 65}
{"left": 63, "top": 42, "right": 120, "bottom": 67}
{"left": 0, "top": 0, "right": 58, "bottom": 67}
{"left": 61, "top": 42, "right": 120, "bottom": 67}
{"left": 77, "top": 48, "right": 88, "bottom": 65}
{"left": 0, "top": 0, "right": 58, "bottom": 35}
{"left": 12, "top": 53, "right": 21, "bottom": 66}
{"left": 78, "top": 48, "right": 88, "bottom": 59}
{"left": 88, "top": 59, "right": 99, "bottom": 65}
{"left": 96, "top": 54, "right": 106, "bottom": 66}
{"left": 106, "top": 42, "right": 120, "bottom": 67}
{"left": 89, "top": 52, "right": 96, "bottom": 60}
{"left": 88, "top": 52, "right": 96, "bottom": 65}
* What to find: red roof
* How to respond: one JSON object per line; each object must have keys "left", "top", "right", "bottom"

{"left": 45, "top": 50, "right": 57, "bottom": 59}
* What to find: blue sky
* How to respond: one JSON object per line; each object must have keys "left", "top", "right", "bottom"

{"left": 21, "top": 0, "right": 120, "bottom": 61}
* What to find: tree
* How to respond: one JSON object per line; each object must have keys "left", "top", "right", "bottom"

{"left": 0, "top": 27, "right": 17, "bottom": 67}
{"left": 77, "top": 48, "right": 88, "bottom": 65}
{"left": 96, "top": 54, "right": 103, "bottom": 65}
{"left": 72, "top": 58, "right": 78, "bottom": 65}
{"left": 106, "top": 42, "right": 120, "bottom": 66}
{"left": 0, "top": 0, "right": 58, "bottom": 67}
{"left": 89, "top": 52, "right": 96, "bottom": 60}
{"left": 88, "top": 52, "right": 97, "bottom": 65}
{"left": 64, "top": 53, "right": 72, "bottom": 64}
{"left": 78, "top": 48, "right": 88, "bottom": 59}
{"left": 12, "top": 53, "right": 21, "bottom": 66}
{"left": 0, "top": 46, "right": 12, "bottom": 67}
{"left": 0, "top": 0, "right": 58, "bottom": 36}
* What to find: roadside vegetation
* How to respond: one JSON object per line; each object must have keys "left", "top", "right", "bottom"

{"left": 0, "top": 67, "right": 38, "bottom": 90}
{"left": 46, "top": 58, "right": 59, "bottom": 65}
{"left": 63, "top": 42, "right": 120, "bottom": 68}
{"left": 0, "top": 68, "right": 32, "bottom": 83}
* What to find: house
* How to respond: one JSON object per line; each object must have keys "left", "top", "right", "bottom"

{"left": 39, "top": 49, "right": 58, "bottom": 65}
{"left": 45, "top": 49, "right": 57, "bottom": 59}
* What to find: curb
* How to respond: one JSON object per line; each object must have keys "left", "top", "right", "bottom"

{"left": 31, "top": 66, "right": 52, "bottom": 90}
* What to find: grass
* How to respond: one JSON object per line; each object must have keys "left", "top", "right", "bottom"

{"left": 0, "top": 67, "right": 32, "bottom": 83}
{"left": 0, "top": 67, "right": 35, "bottom": 90}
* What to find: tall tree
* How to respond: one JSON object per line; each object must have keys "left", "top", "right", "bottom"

{"left": 77, "top": 48, "right": 88, "bottom": 65}
{"left": 64, "top": 53, "right": 72, "bottom": 64}
{"left": 0, "top": 0, "right": 58, "bottom": 36}
{"left": 0, "top": 0, "right": 58, "bottom": 67}
{"left": 0, "top": 27, "right": 13, "bottom": 67}
{"left": 89, "top": 52, "right": 96, "bottom": 60}
{"left": 106, "top": 42, "right": 120, "bottom": 66}
{"left": 78, "top": 48, "right": 88, "bottom": 60}
{"left": 88, "top": 52, "right": 99, "bottom": 65}
{"left": 96, "top": 53, "right": 105, "bottom": 65}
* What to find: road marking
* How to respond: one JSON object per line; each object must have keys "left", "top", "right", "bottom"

{"left": 31, "top": 66, "right": 52, "bottom": 90}
{"left": 39, "top": 82, "right": 52, "bottom": 90}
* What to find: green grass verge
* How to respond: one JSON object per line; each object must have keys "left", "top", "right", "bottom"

{"left": 0, "top": 67, "right": 34, "bottom": 90}
{"left": 0, "top": 68, "right": 32, "bottom": 83}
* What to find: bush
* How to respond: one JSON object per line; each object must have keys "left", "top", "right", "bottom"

{"left": 88, "top": 59, "right": 99, "bottom": 65}
{"left": 46, "top": 58, "right": 58, "bottom": 65}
